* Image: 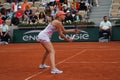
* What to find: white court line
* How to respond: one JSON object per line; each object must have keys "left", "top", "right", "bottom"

{"left": 24, "top": 49, "right": 86, "bottom": 80}
{"left": 64, "top": 61, "right": 120, "bottom": 64}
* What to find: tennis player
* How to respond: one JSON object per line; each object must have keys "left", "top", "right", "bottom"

{"left": 37, "top": 11, "right": 78, "bottom": 74}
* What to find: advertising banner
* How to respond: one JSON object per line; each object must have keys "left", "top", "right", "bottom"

{"left": 13, "top": 29, "right": 41, "bottom": 42}
{"left": 52, "top": 27, "right": 99, "bottom": 42}
{"left": 13, "top": 27, "right": 99, "bottom": 42}
{"left": 112, "top": 26, "right": 120, "bottom": 41}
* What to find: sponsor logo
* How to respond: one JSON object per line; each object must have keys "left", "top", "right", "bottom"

{"left": 59, "top": 30, "right": 89, "bottom": 40}
{"left": 23, "top": 30, "right": 41, "bottom": 41}
{"left": 22, "top": 29, "right": 89, "bottom": 41}
{"left": 23, "top": 30, "right": 41, "bottom": 34}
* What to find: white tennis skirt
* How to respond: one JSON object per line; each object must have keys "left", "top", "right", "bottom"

{"left": 37, "top": 32, "right": 50, "bottom": 42}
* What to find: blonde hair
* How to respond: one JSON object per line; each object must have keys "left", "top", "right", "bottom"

{"left": 54, "top": 11, "right": 66, "bottom": 19}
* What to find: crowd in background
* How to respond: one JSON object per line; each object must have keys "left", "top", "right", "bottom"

{"left": 0, "top": 0, "right": 100, "bottom": 44}
{"left": 0, "top": 0, "right": 100, "bottom": 26}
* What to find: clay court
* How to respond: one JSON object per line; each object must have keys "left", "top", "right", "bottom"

{"left": 0, "top": 42, "right": 120, "bottom": 80}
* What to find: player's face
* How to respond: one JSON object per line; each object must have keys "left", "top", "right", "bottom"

{"left": 60, "top": 14, "right": 66, "bottom": 20}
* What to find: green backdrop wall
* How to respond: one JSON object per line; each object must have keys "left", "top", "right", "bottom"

{"left": 13, "top": 26, "right": 99, "bottom": 42}
{"left": 13, "top": 25, "right": 120, "bottom": 43}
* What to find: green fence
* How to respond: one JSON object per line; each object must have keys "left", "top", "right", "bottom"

{"left": 13, "top": 25, "right": 120, "bottom": 43}
{"left": 13, "top": 26, "right": 99, "bottom": 42}
{"left": 112, "top": 25, "right": 120, "bottom": 41}
{"left": 52, "top": 27, "right": 99, "bottom": 42}
{"left": 13, "top": 29, "right": 41, "bottom": 42}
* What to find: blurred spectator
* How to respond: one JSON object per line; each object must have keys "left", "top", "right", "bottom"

{"left": 95, "top": 0, "right": 99, "bottom": 7}
{"left": 74, "top": 11, "right": 82, "bottom": 22}
{"left": 13, "top": 0, "right": 18, "bottom": 2}
{"left": 55, "top": 0, "right": 62, "bottom": 10}
{"left": 91, "top": 0, "right": 99, "bottom": 7}
{"left": 11, "top": 1, "right": 20, "bottom": 12}
{"left": 2, "top": 15, "right": 7, "bottom": 21}
{"left": 6, "top": 0, "right": 12, "bottom": 3}
{"left": 69, "top": 5, "right": 77, "bottom": 14}
{"left": 62, "top": 4, "right": 68, "bottom": 12}
{"left": 87, "top": 0, "right": 91, "bottom": 4}
{"left": 0, "top": 13, "right": 7, "bottom": 24}
{"left": 44, "top": 6, "right": 52, "bottom": 23}
{"left": 11, "top": 13, "right": 19, "bottom": 25}
{"left": 47, "top": 0, "right": 55, "bottom": 6}
{"left": 39, "top": 1, "right": 47, "bottom": 7}
{"left": 24, "top": 6, "right": 32, "bottom": 23}
{"left": 32, "top": 0, "right": 36, "bottom": 7}
{"left": 38, "top": 11, "right": 46, "bottom": 23}
{"left": 0, "top": 8, "right": 7, "bottom": 16}
{"left": 64, "top": 10, "right": 74, "bottom": 23}
{"left": 99, "top": 16, "right": 112, "bottom": 40}
{"left": 85, "top": 0, "right": 90, "bottom": 9}
{"left": 7, "top": 10, "right": 14, "bottom": 20}
{"left": 0, "top": 21, "right": 10, "bottom": 44}
{"left": 46, "top": 16, "right": 53, "bottom": 23}
{"left": 51, "top": 6, "right": 58, "bottom": 17}
{"left": 21, "top": 0, "right": 30, "bottom": 11}
{"left": 73, "top": 0, "right": 79, "bottom": 10}
{"left": 0, "top": 2, "right": 3, "bottom": 7}
{"left": 29, "top": 12, "right": 38, "bottom": 24}
{"left": 79, "top": 0, "right": 87, "bottom": 11}
{"left": 15, "top": 6, "right": 24, "bottom": 22}
{"left": 0, "top": 13, "right": 3, "bottom": 25}
{"left": 45, "top": 6, "right": 52, "bottom": 17}
{"left": 63, "top": 0, "right": 67, "bottom": 4}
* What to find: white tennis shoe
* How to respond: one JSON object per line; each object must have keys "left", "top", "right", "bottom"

{"left": 51, "top": 68, "right": 63, "bottom": 74}
{"left": 39, "top": 64, "right": 50, "bottom": 69}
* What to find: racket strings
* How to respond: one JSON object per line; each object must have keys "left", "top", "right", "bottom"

{"left": 72, "top": 25, "right": 87, "bottom": 39}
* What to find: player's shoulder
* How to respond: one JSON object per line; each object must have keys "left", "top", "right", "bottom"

{"left": 52, "top": 20, "right": 62, "bottom": 26}
{"left": 52, "top": 20, "right": 61, "bottom": 23}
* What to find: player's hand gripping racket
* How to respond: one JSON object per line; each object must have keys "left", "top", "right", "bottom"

{"left": 72, "top": 24, "right": 87, "bottom": 40}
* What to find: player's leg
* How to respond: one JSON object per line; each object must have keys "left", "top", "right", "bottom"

{"left": 39, "top": 50, "right": 50, "bottom": 68}
{"left": 40, "top": 42, "right": 63, "bottom": 73}
{"left": 41, "top": 50, "right": 49, "bottom": 65}
{"left": 37, "top": 34, "right": 54, "bottom": 68}
{"left": 40, "top": 42, "right": 56, "bottom": 69}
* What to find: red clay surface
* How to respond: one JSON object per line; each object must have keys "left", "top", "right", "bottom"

{"left": 0, "top": 42, "right": 120, "bottom": 80}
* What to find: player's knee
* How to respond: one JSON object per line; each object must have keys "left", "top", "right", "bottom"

{"left": 47, "top": 49, "right": 55, "bottom": 54}
{"left": 51, "top": 50, "right": 55, "bottom": 54}
{"left": 45, "top": 51, "right": 49, "bottom": 54}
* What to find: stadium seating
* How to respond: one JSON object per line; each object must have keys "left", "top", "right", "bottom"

{"left": 113, "top": 0, "right": 120, "bottom": 3}
{"left": 109, "top": 0, "right": 120, "bottom": 20}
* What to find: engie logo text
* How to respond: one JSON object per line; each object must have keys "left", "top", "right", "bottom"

{"left": 23, "top": 30, "right": 41, "bottom": 41}
{"left": 59, "top": 30, "right": 89, "bottom": 40}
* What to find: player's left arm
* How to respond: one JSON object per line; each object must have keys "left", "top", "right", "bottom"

{"left": 60, "top": 24, "right": 78, "bottom": 33}
{"left": 53, "top": 20, "right": 72, "bottom": 41}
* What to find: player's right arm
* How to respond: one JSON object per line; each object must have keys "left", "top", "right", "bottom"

{"left": 52, "top": 20, "right": 73, "bottom": 42}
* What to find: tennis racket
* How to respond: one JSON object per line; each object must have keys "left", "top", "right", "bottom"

{"left": 71, "top": 24, "right": 88, "bottom": 40}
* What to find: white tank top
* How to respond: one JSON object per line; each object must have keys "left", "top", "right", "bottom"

{"left": 40, "top": 23, "right": 57, "bottom": 38}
